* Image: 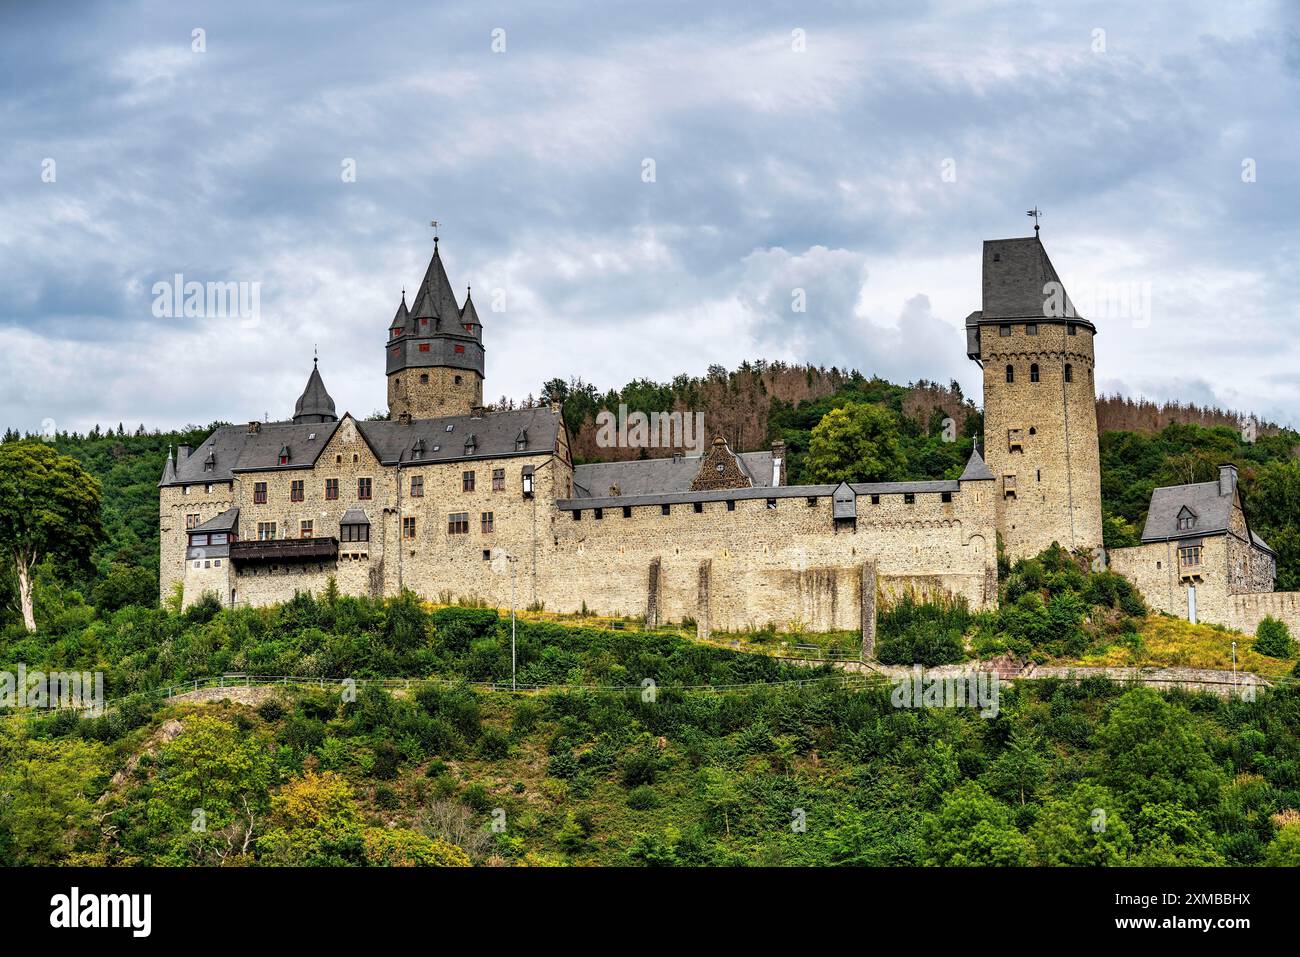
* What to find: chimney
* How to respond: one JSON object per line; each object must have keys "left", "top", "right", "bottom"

{"left": 771, "top": 438, "right": 786, "bottom": 487}
{"left": 177, "top": 443, "right": 192, "bottom": 460}
{"left": 397, "top": 411, "right": 412, "bottom": 426}
{"left": 550, "top": 401, "right": 561, "bottom": 414}
{"left": 247, "top": 421, "right": 261, "bottom": 434}
{"left": 1219, "top": 464, "right": 1238, "bottom": 497}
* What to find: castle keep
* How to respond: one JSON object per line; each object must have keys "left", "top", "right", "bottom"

{"left": 158, "top": 231, "right": 1286, "bottom": 639}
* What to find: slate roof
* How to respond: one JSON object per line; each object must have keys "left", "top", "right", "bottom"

{"left": 959, "top": 449, "right": 995, "bottom": 481}
{"left": 340, "top": 507, "right": 370, "bottom": 525}
{"left": 572, "top": 450, "right": 776, "bottom": 499}
{"left": 461, "top": 288, "right": 480, "bottom": 327}
{"left": 967, "top": 236, "right": 1095, "bottom": 331}
{"left": 293, "top": 362, "right": 338, "bottom": 423}
{"left": 190, "top": 507, "right": 239, "bottom": 533}
{"left": 160, "top": 407, "right": 562, "bottom": 487}
{"left": 356, "top": 407, "right": 561, "bottom": 466}
{"left": 157, "top": 448, "right": 177, "bottom": 487}
{"left": 408, "top": 243, "right": 462, "bottom": 327}
{"left": 1140, "top": 480, "right": 1275, "bottom": 555}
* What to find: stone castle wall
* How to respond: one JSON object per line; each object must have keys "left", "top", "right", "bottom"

{"left": 388, "top": 366, "right": 483, "bottom": 419}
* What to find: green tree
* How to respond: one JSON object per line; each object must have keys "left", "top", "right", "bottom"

{"left": 0, "top": 735, "right": 106, "bottom": 865}
{"left": 804, "top": 402, "right": 906, "bottom": 484}
{"left": 985, "top": 726, "right": 1050, "bottom": 805}
{"left": 918, "top": 782, "right": 1029, "bottom": 866}
{"left": 1094, "top": 689, "right": 1223, "bottom": 810}
{"left": 1264, "top": 823, "right": 1300, "bottom": 866}
{"left": 1028, "top": 783, "right": 1134, "bottom": 866}
{"left": 699, "top": 767, "right": 742, "bottom": 837}
{"left": 0, "top": 442, "right": 103, "bottom": 631}
{"left": 256, "top": 770, "right": 367, "bottom": 866}
{"left": 1254, "top": 616, "right": 1294, "bottom": 659}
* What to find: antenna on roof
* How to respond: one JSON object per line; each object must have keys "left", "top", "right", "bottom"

{"left": 1026, "top": 206, "right": 1042, "bottom": 235}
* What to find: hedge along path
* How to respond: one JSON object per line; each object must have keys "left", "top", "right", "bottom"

{"left": 2, "top": 659, "right": 1286, "bottom": 722}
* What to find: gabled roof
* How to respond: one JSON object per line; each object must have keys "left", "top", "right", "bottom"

{"left": 970, "top": 236, "right": 1094, "bottom": 330}
{"left": 293, "top": 362, "right": 338, "bottom": 424}
{"left": 162, "top": 420, "right": 342, "bottom": 485}
{"left": 1139, "top": 481, "right": 1274, "bottom": 555}
{"left": 959, "top": 449, "right": 995, "bottom": 481}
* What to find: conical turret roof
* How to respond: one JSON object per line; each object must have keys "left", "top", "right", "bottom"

{"left": 293, "top": 361, "right": 338, "bottom": 424}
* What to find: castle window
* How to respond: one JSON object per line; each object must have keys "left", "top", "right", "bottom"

{"left": 1177, "top": 507, "right": 1197, "bottom": 530}
{"left": 191, "top": 533, "right": 209, "bottom": 546}
{"left": 403, "top": 516, "right": 416, "bottom": 539}
{"left": 420, "top": 374, "right": 429, "bottom": 384}
{"left": 257, "top": 522, "right": 277, "bottom": 541}
{"left": 1025, "top": 323, "right": 1038, "bottom": 336}
{"left": 186, "top": 513, "right": 200, "bottom": 529}
{"left": 462, "top": 470, "right": 476, "bottom": 492}
{"left": 1037, "top": 470, "right": 1041, "bottom": 482}
{"left": 593, "top": 508, "right": 603, "bottom": 521}
{"left": 182, "top": 485, "right": 190, "bottom": 495}
{"left": 465, "top": 324, "right": 473, "bottom": 333}
{"left": 336, "top": 455, "right": 342, "bottom": 464}
{"left": 395, "top": 378, "right": 400, "bottom": 388}
{"left": 492, "top": 468, "right": 505, "bottom": 491}
{"left": 290, "top": 480, "right": 304, "bottom": 502}
{"left": 903, "top": 493, "right": 915, "bottom": 505}
{"left": 410, "top": 475, "right": 424, "bottom": 497}
{"left": 1030, "top": 363, "right": 1040, "bottom": 382}
{"left": 1005, "top": 364, "right": 1014, "bottom": 383}
{"left": 766, "top": 498, "right": 777, "bottom": 509}
{"left": 1156, "top": 561, "right": 1162, "bottom": 569}
{"left": 694, "top": 502, "right": 704, "bottom": 514}
{"left": 325, "top": 478, "right": 339, "bottom": 500}
{"left": 999, "top": 324, "right": 1011, "bottom": 337}
{"left": 483, "top": 549, "right": 491, "bottom": 561}
{"left": 623, "top": 505, "right": 633, "bottom": 518}
{"left": 253, "top": 482, "right": 267, "bottom": 504}
{"left": 448, "top": 512, "right": 469, "bottom": 534}
{"left": 205, "top": 483, "right": 213, "bottom": 493}
{"left": 391, "top": 328, "right": 400, "bottom": 338}
{"left": 358, "top": 477, "right": 372, "bottom": 500}
{"left": 341, "top": 522, "right": 369, "bottom": 543}
{"left": 807, "top": 497, "right": 818, "bottom": 507}
{"left": 300, "top": 520, "right": 313, "bottom": 538}
{"left": 419, "top": 343, "right": 430, "bottom": 352}
{"left": 1067, "top": 323, "right": 1077, "bottom": 336}
{"left": 421, "top": 318, "right": 428, "bottom": 327}
{"left": 726, "top": 500, "right": 735, "bottom": 511}
{"left": 572, "top": 510, "right": 581, "bottom": 521}
{"left": 522, "top": 467, "right": 535, "bottom": 497}
{"left": 211, "top": 533, "right": 227, "bottom": 545}
{"left": 871, "top": 494, "right": 880, "bottom": 505}
{"left": 993, "top": 253, "right": 1001, "bottom": 262}
{"left": 454, "top": 375, "right": 462, "bottom": 384}
{"left": 1064, "top": 364, "right": 1073, "bottom": 383}
{"left": 941, "top": 491, "right": 952, "bottom": 503}
{"left": 1179, "top": 545, "right": 1202, "bottom": 566}
{"left": 482, "top": 511, "right": 494, "bottom": 532}
{"left": 454, "top": 345, "right": 465, "bottom": 354}
{"left": 661, "top": 504, "right": 671, "bottom": 516}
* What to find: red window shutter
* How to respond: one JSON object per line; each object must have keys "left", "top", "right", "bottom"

{"left": 418, "top": 343, "right": 430, "bottom": 352}
{"left": 454, "top": 345, "right": 465, "bottom": 354}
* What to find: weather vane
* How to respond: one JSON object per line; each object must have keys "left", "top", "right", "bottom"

{"left": 430, "top": 219, "right": 440, "bottom": 246}
{"left": 1027, "top": 206, "right": 1042, "bottom": 234}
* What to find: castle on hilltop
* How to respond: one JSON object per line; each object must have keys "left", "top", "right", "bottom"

{"left": 159, "top": 233, "right": 1295, "bottom": 644}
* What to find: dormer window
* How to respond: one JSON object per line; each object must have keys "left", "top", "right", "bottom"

{"left": 515, "top": 428, "right": 528, "bottom": 452}
{"left": 1177, "top": 506, "right": 1198, "bottom": 531}
{"left": 411, "top": 438, "right": 426, "bottom": 460}
{"left": 464, "top": 434, "right": 477, "bottom": 455}
{"left": 203, "top": 450, "right": 215, "bottom": 471}
{"left": 445, "top": 424, "right": 454, "bottom": 433}
{"left": 390, "top": 328, "right": 401, "bottom": 338}
{"left": 278, "top": 445, "right": 290, "bottom": 466}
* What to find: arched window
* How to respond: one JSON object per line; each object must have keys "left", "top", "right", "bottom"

{"left": 1064, "top": 363, "right": 1073, "bottom": 383}
{"left": 1030, "top": 363, "right": 1040, "bottom": 382}
{"left": 1005, "top": 364, "right": 1014, "bottom": 383}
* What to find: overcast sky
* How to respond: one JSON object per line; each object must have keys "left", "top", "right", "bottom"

{"left": 2, "top": 0, "right": 1297, "bottom": 435}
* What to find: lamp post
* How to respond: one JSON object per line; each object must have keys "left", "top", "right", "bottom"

{"left": 1231, "top": 640, "right": 1238, "bottom": 688}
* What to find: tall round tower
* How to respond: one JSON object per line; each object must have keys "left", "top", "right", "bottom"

{"left": 966, "top": 235, "right": 1102, "bottom": 561}
{"left": 386, "top": 238, "right": 484, "bottom": 419}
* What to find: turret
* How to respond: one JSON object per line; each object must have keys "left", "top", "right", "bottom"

{"left": 293, "top": 358, "right": 338, "bottom": 424}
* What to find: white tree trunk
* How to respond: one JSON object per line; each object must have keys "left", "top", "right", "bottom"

{"left": 16, "top": 557, "right": 36, "bottom": 632}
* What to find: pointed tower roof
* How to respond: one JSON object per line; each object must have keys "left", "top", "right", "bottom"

{"left": 959, "top": 448, "right": 995, "bottom": 481}
{"left": 408, "top": 241, "right": 462, "bottom": 325}
{"left": 157, "top": 446, "right": 177, "bottom": 487}
{"left": 460, "top": 286, "right": 481, "bottom": 327}
{"left": 293, "top": 360, "right": 339, "bottom": 424}
{"left": 391, "top": 292, "right": 409, "bottom": 327}
{"left": 973, "top": 235, "right": 1093, "bottom": 330}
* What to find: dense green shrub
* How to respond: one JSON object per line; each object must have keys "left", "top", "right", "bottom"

{"left": 1255, "top": 616, "right": 1294, "bottom": 659}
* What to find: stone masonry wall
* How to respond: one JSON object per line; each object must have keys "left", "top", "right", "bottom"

{"left": 980, "top": 321, "right": 1102, "bottom": 560}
